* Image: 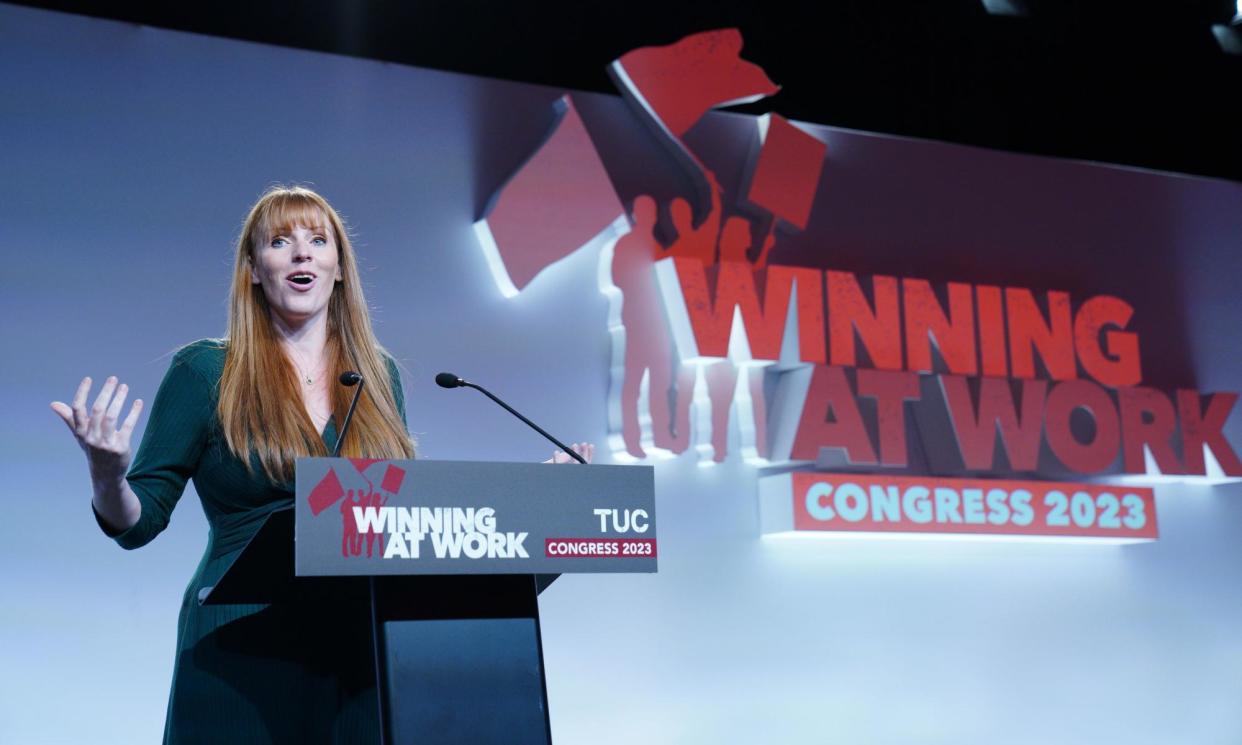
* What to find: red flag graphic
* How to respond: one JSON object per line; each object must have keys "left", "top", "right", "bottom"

{"left": 380, "top": 464, "right": 406, "bottom": 495}
{"left": 476, "top": 95, "right": 625, "bottom": 296}
{"left": 610, "top": 29, "right": 780, "bottom": 139}
{"left": 745, "top": 114, "right": 827, "bottom": 231}
{"left": 348, "top": 458, "right": 384, "bottom": 473}
{"left": 307, "top": 467, "right": 345, "bottom": 516}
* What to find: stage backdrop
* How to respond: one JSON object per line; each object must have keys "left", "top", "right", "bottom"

{"left": 3, "top": 4, "right": 1242, "bottom": 744}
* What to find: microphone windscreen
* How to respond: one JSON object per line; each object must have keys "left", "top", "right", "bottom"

{"left": 339, "top": 371, "right": 363, "bottom": 386}
{"left": 435, "top": 372, "right": 463, "bottom": 389}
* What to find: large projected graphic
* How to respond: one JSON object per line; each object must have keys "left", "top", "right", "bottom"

{"left": 477, "top": 29, "right": 1240, "bottom": 542}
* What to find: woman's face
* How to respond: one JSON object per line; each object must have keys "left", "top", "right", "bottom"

{"left": 250, "top": 212, "right": 343, "bottom": 329}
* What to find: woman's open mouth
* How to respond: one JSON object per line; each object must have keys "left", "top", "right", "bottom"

{"left": 286, "top": 272, "right": 317, "bottom": 291}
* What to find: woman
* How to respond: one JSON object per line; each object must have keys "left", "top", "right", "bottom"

{"left": 51, "top": 186, "right": 591, "bottom": 743}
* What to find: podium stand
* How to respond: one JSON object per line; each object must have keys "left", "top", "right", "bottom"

{"left": 200, "top": 459, "right": 656, "bottom": 745}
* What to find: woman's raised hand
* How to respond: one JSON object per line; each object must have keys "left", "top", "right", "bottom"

{"left": 51, "top": 376, "right": 144, "bottom": 483}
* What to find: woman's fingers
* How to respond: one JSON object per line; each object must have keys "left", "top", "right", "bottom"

{"left": 103, "top": 383, "right": 128, "bottom": 438}
{"left": 564, "top": 443, "right": 595, "bottom": 463}
{"left": 117, "top": 398, "right": 144, "bottom": 443}
{"left": 88, "top": 376, "right": 118, "bottom": 440}
{"left": 548, "top": 442, "right": 596, "bottom": 464}
{"left": 70, "top": 376, "right": 92, "bottom": 435}
{"left": 61, "top": 376, "right": 139, "bottom": 446}
{"left": 50, "top": 401, "right": 75, "bottom": 431}
{"left": 56, "top": 376, "right": 142, "bottom": 466}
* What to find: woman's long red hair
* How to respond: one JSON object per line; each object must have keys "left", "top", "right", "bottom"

{"left": 218, "top": 186, "right": 414, "bottom": 482}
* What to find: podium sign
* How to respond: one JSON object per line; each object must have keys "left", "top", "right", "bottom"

{"left": 295, "top": 459, "right": 657, "bottom": 576}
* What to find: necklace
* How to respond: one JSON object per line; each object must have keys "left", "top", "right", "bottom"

{"left": 285, "top": 345, "right": 325, "bottom": 386}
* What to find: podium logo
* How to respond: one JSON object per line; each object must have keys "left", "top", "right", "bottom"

{"left": 593, "top": 508, "right": 650, "bottom": 534}
{"left": 353, "top": 506, "right": 530, "bottom": 560}
{"left": 307, "top": 461, "right": 407, "bottom": 558}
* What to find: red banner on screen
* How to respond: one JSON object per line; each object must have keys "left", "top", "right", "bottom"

{"left": 788, "top": 472, "right": 1157, "bottom": 540}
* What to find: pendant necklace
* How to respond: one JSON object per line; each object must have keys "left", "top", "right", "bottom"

{"left": 287, "top": 345, "right": 323, "bottom": 386}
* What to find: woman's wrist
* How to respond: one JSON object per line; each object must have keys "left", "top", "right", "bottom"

{"left": 91, "top": 476, "right": 140, "bottom": 532}
{"left": 89, "top": 461, "right": 128, "bottom": 498}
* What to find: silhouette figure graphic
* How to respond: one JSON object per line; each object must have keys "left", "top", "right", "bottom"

{"left": 339, "top": 486, "right": 390, "bottom": 558}
{"left": 612, "top": 195, "right": 682, "bottom": 458}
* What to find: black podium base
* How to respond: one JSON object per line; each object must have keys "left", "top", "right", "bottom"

{"left": 373, "top": 575, "right": 551, "bottom": 744}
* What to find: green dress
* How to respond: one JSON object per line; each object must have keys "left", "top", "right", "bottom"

{"left": 99, "top": 339, "right": 402, "bottom": 744}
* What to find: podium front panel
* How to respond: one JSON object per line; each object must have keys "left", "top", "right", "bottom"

{"left": 295, "top": 459, "right": 657, "bottom": 577}
{"left": 384, "top": 617, "right": 549, "bottom": 744}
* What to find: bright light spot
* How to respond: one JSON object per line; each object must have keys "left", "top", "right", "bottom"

{"left": 1115, "top": 443, "right": 1242, "bottom": 485}
{"left": 473, "top": 219, "right": 519, "bottom": 298}
{"left": 980, "top": 0, "right": 1027, "bottom": 17}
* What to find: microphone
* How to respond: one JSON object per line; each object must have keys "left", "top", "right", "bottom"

{"left": 332, "top": 371, "right": 365, "bottom": 458}
{"left": 435, "top": 371, "right": 587, "bottom": 464}
{"left": 435, "top": 372, "right": 463, "bottom": 389}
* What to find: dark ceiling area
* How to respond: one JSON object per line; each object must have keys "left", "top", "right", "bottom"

{"left": 14, "top": 0, "right": 1242, "bottom": 183}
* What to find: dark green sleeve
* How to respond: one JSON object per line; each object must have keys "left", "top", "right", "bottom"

{"left": 98, "top": 346, "right": 214, "bottom": 550}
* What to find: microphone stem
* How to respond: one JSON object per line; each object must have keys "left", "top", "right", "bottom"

{"left": 332, "top": 378, "right": 365, "bottom": 458}
{"left": 464, "top": 382, "right": 587, "bottom": 464}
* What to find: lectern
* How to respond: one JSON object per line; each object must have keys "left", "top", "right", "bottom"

{"left": 200, "top": 459, "right": 656, "bottom": 745}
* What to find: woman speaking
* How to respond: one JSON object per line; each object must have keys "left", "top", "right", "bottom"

{"left": 52, "top": 186, "right": 443, "bottom": 742}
